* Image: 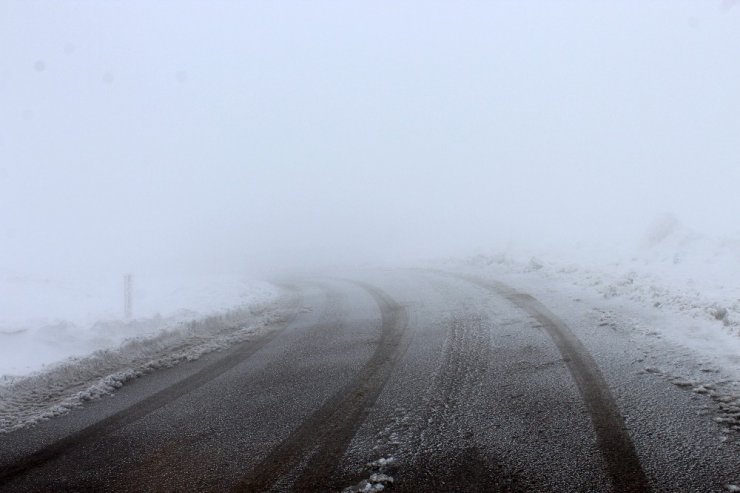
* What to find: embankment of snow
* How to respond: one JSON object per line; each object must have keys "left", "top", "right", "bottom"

{"left": 0, "top": 274, "right": 277, "bottom": 376}
{"left": 451, "top": 216, "right": 740, "bottom": 338}
{"left": 440, "top": 217, "right": 740, "bottom": 439}
{"left": 0, "top": 292, "right": 296, "bottom": 434}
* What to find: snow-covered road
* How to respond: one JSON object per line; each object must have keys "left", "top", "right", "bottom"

{"left": 0, "top": 270, "right": 737, "bottom": 492}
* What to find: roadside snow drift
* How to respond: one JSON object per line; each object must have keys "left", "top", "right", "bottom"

{"left": 454, "top": 216, "right": 740, "bottom": 339}
{"left": 0, "top": 276, "right": 286, "bottom": 433}
{"left": 0, "top": 274, "right": 277, "bottom": 376}
{"left": 443, "top": 217, "right": 740, "bottom": 441}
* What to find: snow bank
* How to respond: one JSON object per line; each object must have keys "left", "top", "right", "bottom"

{"left": 0, "top": 273, "right": 277, "bottom": 376}
{"left": 0, "top": 294, "right": 292, "bottom": 433}
{"left": 454, "top": 215, "right": 740, "bottom": 338}
{"left": 441, "top": 215, "right": 740, "bottom": 439}
{"left": 445, "top": 221, "right": 740, "bottom": 389}
{"left": 0, "top": 272, "right": 288, "bottom": 432}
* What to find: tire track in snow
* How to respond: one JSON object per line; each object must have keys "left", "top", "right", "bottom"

{"left": 233, "top": 281, "right": 409, "bottom": 492}
{"left": 399, "top": 310, "right": 528, "bottom": 492}
{"left": 439, "top": 271, "right": 653, "bottom": 493}
{"left": 0, "top": 286, "right": 304, "bottom": 487}
{"left": 428, "top": 312, "right": 491, "bottom": 427}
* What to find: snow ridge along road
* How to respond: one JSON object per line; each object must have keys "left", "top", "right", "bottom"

{"left": 0, "top": 287, "right": 305, "bottom": 487}
{"left": 445, "top": 272, "right": 651, "bottom": 493}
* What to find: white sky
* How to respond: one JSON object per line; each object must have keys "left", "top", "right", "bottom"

{"left": 1, "top": 1, "right": 739, "bottom": 276}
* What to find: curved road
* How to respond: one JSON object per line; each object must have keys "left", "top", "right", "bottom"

{"left": 0, "top": 270, "right": 737, "bottom": 491}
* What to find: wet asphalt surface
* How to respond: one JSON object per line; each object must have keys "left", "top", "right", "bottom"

{"left": 0, "top": 270, "right": 737, "bottom": 492}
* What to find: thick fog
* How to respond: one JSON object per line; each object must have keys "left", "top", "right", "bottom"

{"left": 2, "top": 2, "right": 739, "bottom": 278}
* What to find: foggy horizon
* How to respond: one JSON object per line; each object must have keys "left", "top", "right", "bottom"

{"left": 2, "top": 1, "right": 739, "bottom": 279}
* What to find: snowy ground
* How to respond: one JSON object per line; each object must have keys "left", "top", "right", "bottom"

{"left": 0, "top": 273, "right": 278, "bottom": 376}
{"left": 439, "top": 217, "right": 740, "bottom": 440}
{"left": 0, "top": 273, "right": 285, "bottom": 432}
{"left": 445, "top": 218, "right": 740, "bottom": 353}
{"left": 2, "top": 217, "right": 738, "bottom": 441}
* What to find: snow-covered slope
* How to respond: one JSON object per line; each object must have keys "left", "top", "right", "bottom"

{"left": 0, "top": 274, "right": 278, "bottom": 377}
{"left": 0, "top": 275, "right": 288, "bottom": 433}
{"left": 441, "top": 217, "right": 740, "bottom": 440}
{"left": 454, "top": 215, "right": 740, "bottom": 339}
{"left": 0, "top": 298, "right": 295, "bottom": 433}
